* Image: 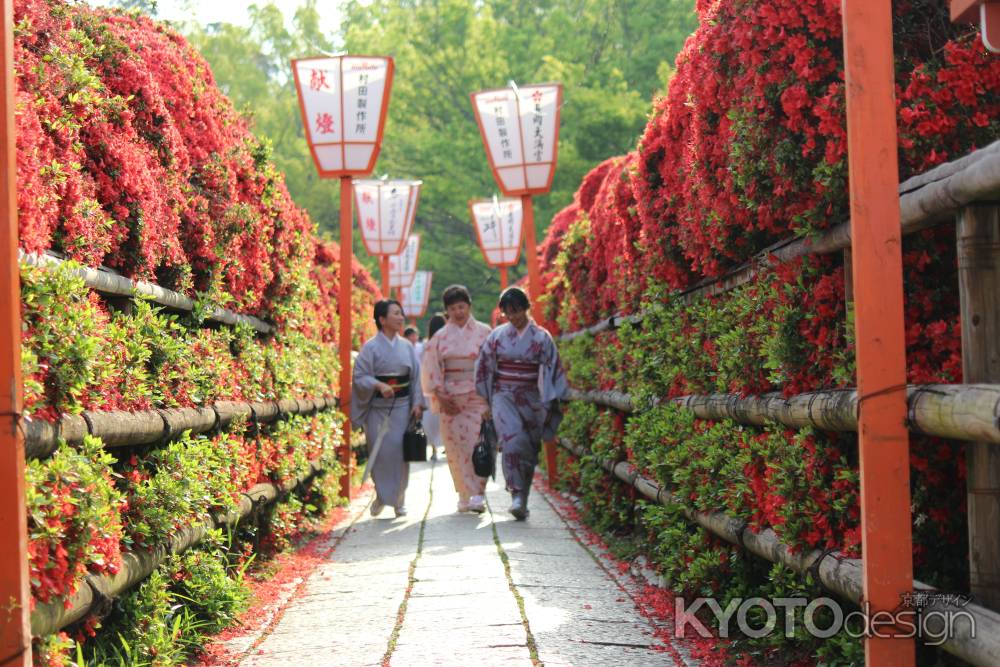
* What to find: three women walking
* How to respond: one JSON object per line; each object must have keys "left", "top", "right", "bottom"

{"left": 353, "top": 286, "right": 566, "bottom": 522}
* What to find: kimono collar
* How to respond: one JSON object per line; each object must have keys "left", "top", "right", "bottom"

{"left": 378, "top": 330, "right": 399, "bottom": 347}
{"left": 510, "top": 320, "right": 534, "bottom": 338}
{"left": 448, "top": 315, "right": 478, "bottom": 332}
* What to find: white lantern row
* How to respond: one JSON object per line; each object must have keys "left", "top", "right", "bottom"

{"left": 291, "top": 55, "right": 394, "bottom": 177}
{"left": 470, "top": 83, "right": 562, "bottom": 196}
{"left": 470, "top": 198, "right": 522, "bottom": 267}
{"left": 353, "top": 179, "right": 421, "bottom": 256}
{"left": 400, "top": 270, "right": 433, "bottom": 319}
{"left": 389, "top": 234, "right": 421, "bottom": 289}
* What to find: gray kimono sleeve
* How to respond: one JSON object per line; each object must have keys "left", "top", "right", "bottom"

{"left": 350, "top": 342, "right": 378, "bottom": 423}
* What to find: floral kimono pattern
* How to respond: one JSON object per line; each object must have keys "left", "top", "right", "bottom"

{"left": 475, "top": 321, "right": 568, "bottom": 496}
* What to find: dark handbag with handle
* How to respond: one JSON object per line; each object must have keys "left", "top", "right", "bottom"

{"left": 402, "top": 417, "right": 428, "bottom": 462}
{"left": 472, "top": 418, "right": 498, "bottom": 479}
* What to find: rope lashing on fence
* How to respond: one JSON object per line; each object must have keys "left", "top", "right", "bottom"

{"left": 18, "top": 251, "right": 275, "bottom": 335}
{"left": 565, "top": 384, "right": 1000, "bottom": 445}
{"left": 29, "top": 460, "right": 326, "bottom": 638}
{"left": 557, "top": 140, "right": 1000, "bottom": 343}
{"left": 556, "top": 437, "right": 1000, "bottom": 666}
{"left": 22, "top": 396, "right": 338, "bottom": 459}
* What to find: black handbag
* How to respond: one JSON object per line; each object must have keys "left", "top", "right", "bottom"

{"left": 402, "top": 417, "right": 428, "bottom": 462}
{"left": 472, "top": 418, "right": 498, "bottom": 478}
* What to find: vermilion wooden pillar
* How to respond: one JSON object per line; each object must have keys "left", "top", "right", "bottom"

{"left": 380, "top": 255, "right": 390, "bottom": 299}
{"left": 339, "top": 176, "right": 354, "bottom": 499}
{"left": 842, "top": 1, "right": 915, "bottom": 664}
{"left": 520, "top": 195, "right": 543, "bottom": 323}
{"left": 0, "top": 0, "right": 32, "bottom": 663}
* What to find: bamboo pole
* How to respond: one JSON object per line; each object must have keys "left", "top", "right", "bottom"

{"left": 556, "top": 437, "right": 1000, "bottom": 666}
{"left": 23, "top": 396, "right": 336, "bottom": 460}
{"left": 19, "top": 252, "right": 274, "bottom": 335}
{"left": 957, "top": 204, "right": 1000, "bottom": 610}
{"left": 566, "top": 384, "right": 1000, "bottom": 445}
{"left": 30, "top": 461, "right": 326, "bottom": 637}
{"left": 0, "top": 0, "right": 31, "bottom": 661}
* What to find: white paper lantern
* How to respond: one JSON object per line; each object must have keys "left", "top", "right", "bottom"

{"left": 388, "top": 234, "right": 421, "bottom": 289}
{"left": 400, "top": 271, "right": 433, "bottom": 319}
{"left": 292, "top": 55, "right": 394, "bottom": 177}
{"left": 470, "top": 83, "right": 562, "bottom": 196}
{"left": 353, "top": 180, "right": 421, "bottom": 256}
{"left": 470, "top": 198, "right": 522, "bottom": 267}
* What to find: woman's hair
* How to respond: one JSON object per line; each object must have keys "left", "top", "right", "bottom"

{"left": 441, "top": 284, "right": 472, "bottom": 308}
{"left": 498, "top": 286, "right": 530, "bottom": 312}
{"left": 373, "top": 299, "right": 403, "bottom": 330}
{"left": 427, "top": 313, "right": 447, "bottom": 339}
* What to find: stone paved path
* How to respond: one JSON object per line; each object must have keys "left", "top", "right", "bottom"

{"left": 231, "top": 459, "right": 693, "bottom": 666}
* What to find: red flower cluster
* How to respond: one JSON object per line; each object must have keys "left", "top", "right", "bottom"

{"left": 13, "top": 0, "right": 378, "bottom": 327}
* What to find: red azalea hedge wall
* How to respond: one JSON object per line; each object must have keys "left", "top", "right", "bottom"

{"left": 16, "top": 0, "right": 379, "bottom": 662}
{"left": 542, "top": 0, "right": 997, "bottom": 661}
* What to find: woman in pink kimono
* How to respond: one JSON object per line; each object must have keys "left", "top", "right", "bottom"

{"left": 475, "top": 287, "right": 567, "bottom": 520}
{"left": 421, "top": 285, "right": 493, "bottom": 513}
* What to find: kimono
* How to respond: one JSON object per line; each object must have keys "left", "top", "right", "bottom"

{"left": 351, "top": 331, "right": 425, "bottom": 508}
{"left": 474, "top": 320, "right": 568, "bottom": 497}
{"left": 421, "top": 317, "right": 492, "bottom": 502}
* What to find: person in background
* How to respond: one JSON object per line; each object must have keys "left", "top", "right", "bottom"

{"left": 475, "top": 287, "right": 567, "bottom": 520}
{"left": 421, "top": 286, "right": 492, "bottom": 513}
{"left": 351, "top": 300, "right": 425, "bottom": 518}
{"left": 404, "top": 326, "right": 421, "bottom": 357}
{"left": 420, "top": 313, "right": 447, "bottom": 461}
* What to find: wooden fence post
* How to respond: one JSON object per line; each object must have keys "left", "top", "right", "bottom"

{"left": 0, "top": 0, "right": 32, "bottom": 662}
{"left": 957, "top": 204, "right": 1000, "bottom": 610}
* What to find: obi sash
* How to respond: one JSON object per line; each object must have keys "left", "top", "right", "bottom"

{"left": 443, "top": 357, "right": 476, "bottom": 383}
{"left": 495, "top": 360, "right": 540, "bottom": 388}
{"left": 375, "top": 373, "right": 411, "bottom": 397}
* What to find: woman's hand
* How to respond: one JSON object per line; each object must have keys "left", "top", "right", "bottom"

{"left": 411, "top": 404, "right": 424, "bottom": 420}
{"left": 376, "top": 382, "right": 394, "bottom": 399}
{"left": 482, "top": 407, "right": 492, "bottom": 421}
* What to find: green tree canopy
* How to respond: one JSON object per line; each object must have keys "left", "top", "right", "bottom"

{"left": 137, "top": 0, "right": 697, "bottom": 325}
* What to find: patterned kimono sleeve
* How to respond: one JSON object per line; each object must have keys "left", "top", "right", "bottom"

{"left": 474, "top": 331, "right": 498, "bottom": 405}
{"left": 420, "top": 336, "right": 444, "bottom": 413}
{"left": 539, "top": 329, "right": 569, "bottom": 404}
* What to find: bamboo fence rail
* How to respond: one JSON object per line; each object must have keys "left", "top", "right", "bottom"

{"left": 19, "top": 251, "right": 274, "bottom": 335}
{"left": 30, "top": 460, "right": 327, "bottom": 637}
{"left": 566, "top": 384, "right": 1000, "bottom": 445}
{"left": 558, "top": 140, "right": 1000, "bottom": 342}
{"left": 24, "top": 396, "right": 338, "bottom": 459}
{"left": 557, "top": 437, "right": 1000, "bottom": 666}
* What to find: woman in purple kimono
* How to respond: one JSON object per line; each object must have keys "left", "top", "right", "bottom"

{"left": 475, "top": 287, "right": 567, "bottom": 520}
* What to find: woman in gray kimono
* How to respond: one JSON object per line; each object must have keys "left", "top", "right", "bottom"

{"left": 475, "top": 287, "right": 567, "bottom": 520}
{"left": 351, "top": 299, "right": 425, "bottom": 518}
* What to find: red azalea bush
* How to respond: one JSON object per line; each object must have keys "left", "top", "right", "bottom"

{"left": 544, "top": 0, "right": 993, "bottom": 659}
{"left": 16, "top": 0, "right": 378, "bottom": 654}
